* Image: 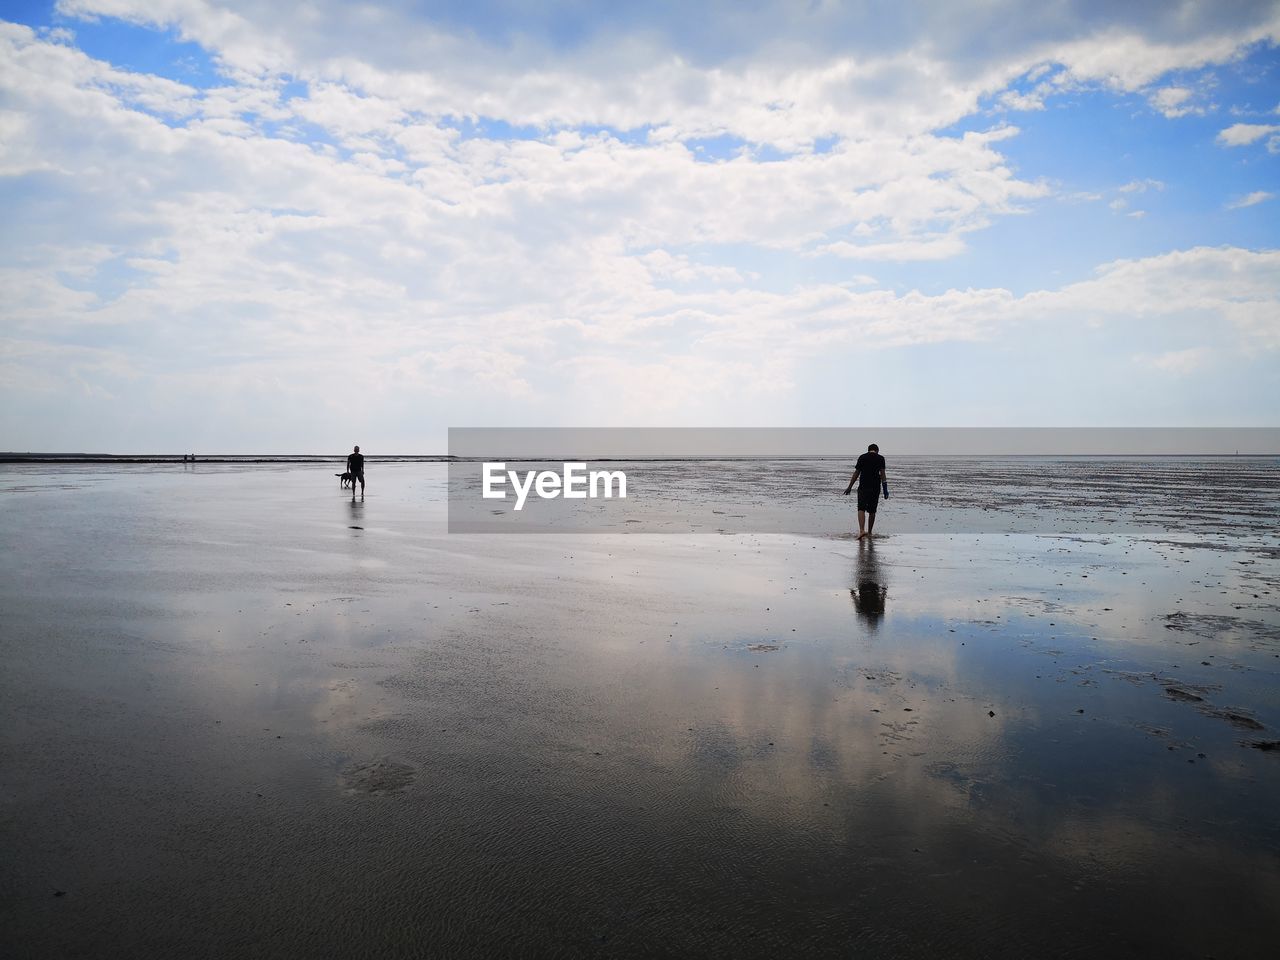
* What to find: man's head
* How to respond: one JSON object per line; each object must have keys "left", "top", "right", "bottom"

{"left": 868, "top": 443, "right": 879, "bottom": 452}
{"left": 354, "top": 445, "right": 360, "bottom": 453}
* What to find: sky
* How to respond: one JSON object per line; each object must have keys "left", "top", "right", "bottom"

{"left": 0, "top": 1, "right": 1278, "bottom": 453}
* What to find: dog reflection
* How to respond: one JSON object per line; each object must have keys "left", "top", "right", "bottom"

{"left": 851, "top": 540, "right": 887, "bottom": 628}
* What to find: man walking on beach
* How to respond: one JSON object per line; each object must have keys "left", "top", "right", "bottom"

{"left": 843, "top": 443, "right": 886, "bottom": 540}
{"left": 347, "top": 445, "right": 365, "bottom": 499}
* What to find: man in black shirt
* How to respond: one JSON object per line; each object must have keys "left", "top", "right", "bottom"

{"left": 843, "top": 443, "right": 886, "bottom": 540}
{"left": 347, "top": 445, "right": 365, "bottom": 499}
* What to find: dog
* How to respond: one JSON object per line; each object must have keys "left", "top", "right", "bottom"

{"left": 336, "top": 471, "right": 354, "bottom": 489}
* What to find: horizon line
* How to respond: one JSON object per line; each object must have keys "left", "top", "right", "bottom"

{"left": 3, "top": 452, "right": 1278, "bottom": 462}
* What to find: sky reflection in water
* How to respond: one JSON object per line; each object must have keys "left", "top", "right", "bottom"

{"left": 1, "top": 462, "right": 1277, "bottom": 957}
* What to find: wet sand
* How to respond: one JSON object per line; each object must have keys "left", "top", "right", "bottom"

{"left": 1, "top": 462, "right": 1278, "bottom": 958}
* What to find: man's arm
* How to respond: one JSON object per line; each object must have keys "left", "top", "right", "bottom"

{"left": 844, "top": 469, "right": 860, "bottom": 495}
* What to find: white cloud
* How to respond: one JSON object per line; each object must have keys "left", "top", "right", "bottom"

{"left": 818, "top": 236, "right": 970, "bottom": 261}
{"left": 640, "top": 250, "right": 745, "bottom": 285}
{"left": 2, "top": 6, "right": 1278, "bottom": 445}
{"left": 0, "top": 24, "right": 1052, "bottom": 270}
{"left": 1118, "top": 178, "right": 1164, "bottom": 194}
{"left": 1217, "top": 122, "right": 1280, "bottom": 146}
{"left": 290, "top": 82, "right": 406, "bottom": 140}
{"left": 1044, "top": 22, "right": 1278, "bottom": 92}
{"left": 1149, "top": 86, "right": 1203, "bottom": 118}
{"left": 1140, "top": 348, "right": 1210, "bottom": 375}
{"left": 1227, "top": 190, "right": 1274, "bottom": 209}
{"left": 1109, "top": 179, "right": 1161, "bottom": 216}
{"left": 49, "top": 0, "right": 1280, "bottom": 145}
{"left": 1033, "top": 246, "right": 1280, "bottom": 350}
{"left": 998, "top": 88, "right": 1048, "bottom": 112}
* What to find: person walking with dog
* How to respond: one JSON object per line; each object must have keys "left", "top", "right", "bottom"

{"left": 347, "top": 445, "right": 365, "bottom": 499}
{"left": 843, "top": 443, "right": 887, "bottom": 540}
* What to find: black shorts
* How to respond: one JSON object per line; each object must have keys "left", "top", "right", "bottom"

{"left": 856, "top": 488, "right": 879, "bottom": 513}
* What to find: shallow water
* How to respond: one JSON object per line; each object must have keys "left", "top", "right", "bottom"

{"left": 448, "top": 455, "right": 1280, "bottom": 534}
{"left": 1, "top": 462, "right": 1278, "bottom": 958}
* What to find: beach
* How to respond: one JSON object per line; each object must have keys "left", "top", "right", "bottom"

{"left": 2, "top": 460, "right": 1278, "bottom": 958}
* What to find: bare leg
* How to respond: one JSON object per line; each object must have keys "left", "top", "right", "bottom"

{"left": 867, "top": 510, "right": 876, "bottom": 536}
{"left": 857, "top": 509, "right": 867, "bottom": 539}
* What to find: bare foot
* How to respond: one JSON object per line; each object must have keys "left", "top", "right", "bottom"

{"left": 856, "top": 532, "right": 866, "bottom": 540}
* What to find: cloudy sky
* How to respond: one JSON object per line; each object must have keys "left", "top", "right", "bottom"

{"left": 1, "top": 1, "right": 1278, "bottom": 452}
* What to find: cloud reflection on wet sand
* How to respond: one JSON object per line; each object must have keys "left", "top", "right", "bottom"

{"left": 1, "top": 463, "right": 1277, "bottom": 957}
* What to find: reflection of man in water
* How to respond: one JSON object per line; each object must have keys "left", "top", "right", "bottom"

{"left": 347, "top": 445, "right": 365, "bottom": 499}
{"left": 843, "top": 443, "right": 887, "bottom": 540}
{"left": 851, "top": 539, "right": 887, "bottom": 628}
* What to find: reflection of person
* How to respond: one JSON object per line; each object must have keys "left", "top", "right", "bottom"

{"left": 843, "top": 443, "right": 887, "bottom": 540}
{"left": 850, "top": 538, "right": 887, "bottom": 628}
{"left": 347, "top": 445, "right": 365, "bottom": 499}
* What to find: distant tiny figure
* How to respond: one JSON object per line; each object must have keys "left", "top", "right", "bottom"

{"left": 843, "top": 443, "right": 887, "bottom": 540}
{"left": 347, "top": 445, "right": 365, "bottom": 499}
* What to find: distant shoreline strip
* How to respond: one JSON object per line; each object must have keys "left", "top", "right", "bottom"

{"left": 1, "top": 453, "right": 1276, "bottom": 464}
{"left": 0, "top": 455, "right": 457, "bottom": 464}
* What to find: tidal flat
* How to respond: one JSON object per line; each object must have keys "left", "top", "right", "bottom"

{"left": 1, "top": 461, "right": 1278, "bottom": 958}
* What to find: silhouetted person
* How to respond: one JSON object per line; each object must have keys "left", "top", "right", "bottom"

{"left": 843, "top": 443, "right": 887, "bottom": 539}
{"left": 347, "top": 445, "right": 365, "bottom": 499}
{"left": 850, "top": 538, "right": 887, "bottom": 629}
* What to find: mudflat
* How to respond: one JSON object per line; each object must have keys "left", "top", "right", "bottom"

{"left": 1, "top": 461, "right": 1277, "bottom": 958}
